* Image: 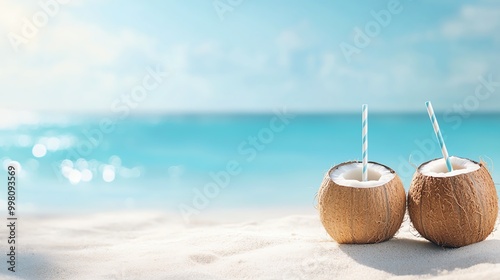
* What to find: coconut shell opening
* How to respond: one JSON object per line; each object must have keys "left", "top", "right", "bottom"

{"left": 330, "top": 162, "right": 395, "bottom": 188}
{"left": 419, "top": 156, "right": 480, "bottom": 177}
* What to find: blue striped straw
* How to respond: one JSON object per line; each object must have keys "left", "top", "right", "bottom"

{"left": 362, "top": 104, "right": 368, "bottom": 181}
{"left": 425, "top": 101, "right": 453, "bottom": 172}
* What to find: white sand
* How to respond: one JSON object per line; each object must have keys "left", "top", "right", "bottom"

{"left": 2, "top": 210, "right": 500, "bottom": 280}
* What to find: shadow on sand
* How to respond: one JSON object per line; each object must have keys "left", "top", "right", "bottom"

{"left": 338, "top": 237, "right": 500, "bottom": 276}
{"left": 0, "top": 251, "right": 61, "bottom": 280}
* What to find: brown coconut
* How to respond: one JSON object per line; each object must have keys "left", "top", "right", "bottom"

{"left": 318, "top": 161, "right": 406, "bottom": 244}
{"left": 408, "top": 157, "right": 498, "bottom": 248}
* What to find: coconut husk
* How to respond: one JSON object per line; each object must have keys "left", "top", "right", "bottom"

{"left": 408, "top": 158, "right": 498, "bottom": 248}
{"left": 318, "top": 161, "right": 406, "bottom": 244}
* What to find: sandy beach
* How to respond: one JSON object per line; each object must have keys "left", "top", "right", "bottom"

{"left": 1, "top": 210, "right": 499, "bottom": 280}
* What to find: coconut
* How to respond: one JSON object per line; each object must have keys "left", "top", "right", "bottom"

{"left": 408, "top": 156, "right": 498, "bottom": 248}
{"left": 318, "top": 161, "right": 406, "bottom": 244}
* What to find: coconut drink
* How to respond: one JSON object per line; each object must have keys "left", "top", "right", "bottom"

{"left": 318, "top": 105, "right": 406, "bottom": 244}
{"left": 407, "top": 102, "right": 499, "bottom": 247}
{"left": 318, "top": 161, "right": 406, "bottom": 244}
{"left": 408, "top": 157, "right": 498, "bottom": 247}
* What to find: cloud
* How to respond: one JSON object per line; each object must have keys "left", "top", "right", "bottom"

{"left": 275, "top": 29, "right": 303, "bottom": 51}
{"left": 387, "top": 2, "right": 499, "bottom": 104}
{"left": 441, "top": 5, "right": 500, "bottom": 39}
{"left": 274, "top": 22, "right": 315, "bottom": 69}
{"left": 397, "top": 2, "right": 500, "bottom": 44}
{"left": 0, "top": 1, "right": 499, "bottom": 113}
{"left": 318, "top": 52, "right": 336, "bottom": 79}
{"left": 0, "top": 1, "right": 159, "bottom": 112}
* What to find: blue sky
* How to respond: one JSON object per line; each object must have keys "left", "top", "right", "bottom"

{"left": 0, "top": 0, "right": 499, "bottom": 113}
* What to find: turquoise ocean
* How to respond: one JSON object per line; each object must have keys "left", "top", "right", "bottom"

{"left": 1, "top": 113, "right": 499, "bottom": 214}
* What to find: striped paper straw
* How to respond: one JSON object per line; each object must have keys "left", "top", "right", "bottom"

{"left": 362, "top": 104, "right": 368, "bottom": 181}
{"left": 425, "top": 101, "right": 453, "bottom": 172}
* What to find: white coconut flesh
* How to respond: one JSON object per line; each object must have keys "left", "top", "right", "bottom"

{"left": 419, "top": 156, "right": 480, "bottom": 177}
{"left": 329, "top": 162, "right": 395, "bottom": 188}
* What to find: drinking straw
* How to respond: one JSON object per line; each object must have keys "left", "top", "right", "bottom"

{"left": 425, "top": 101, "right": 453, "bottom": 172}
{"left": 362, "top": 104, "right": 368, "bottom": 181}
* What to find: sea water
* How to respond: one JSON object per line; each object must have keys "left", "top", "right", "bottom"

{"left": 1, "top": 113, "right": 498, "bottom": 213}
